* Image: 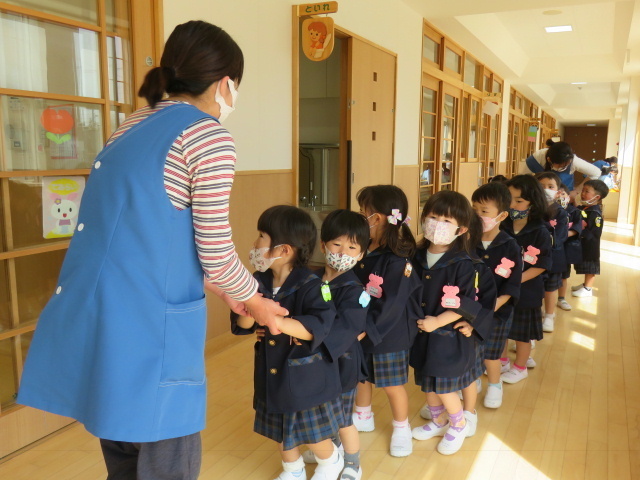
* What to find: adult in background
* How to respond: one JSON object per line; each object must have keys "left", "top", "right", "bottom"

{"left": 523, "top": 139, "right": 601, "bottom": 192}
{"left": 18, "top": 20, "right": 287, "bottom": 480}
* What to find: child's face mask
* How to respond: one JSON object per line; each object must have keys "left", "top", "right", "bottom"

{"left": 249, "top": 245, "right": 282, "bottom": 272}
{"left": 422, "top": 217, "right": 461, "bottom": 245}
{"left": 325, "top": 251, "right": 358, "bottom": 272}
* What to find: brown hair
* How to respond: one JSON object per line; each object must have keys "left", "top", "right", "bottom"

{"left": 138, "top": 21, "right": 244, "bottom": 108}
{"left": 357, "top": 185, "right": 416, "bottom": 258}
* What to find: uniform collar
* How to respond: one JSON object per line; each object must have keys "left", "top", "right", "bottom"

{"left": 313, "top": 268, "right": 361, "bottom": 289}
{"left": 501, "top": 217, "right": 544, "bottom": 236}
{"left": 478, "top": 230, "right": 512, "bottom": 251}
{"left": 416, "top": 247, "right": 471, "bottom": 271}
{"left": 256, "top": 267, "right": 319, "bottom": 301}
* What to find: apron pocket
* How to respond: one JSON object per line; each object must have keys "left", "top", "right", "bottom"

{"left": 160, "top": 297, "right": 207, "bottom": 385}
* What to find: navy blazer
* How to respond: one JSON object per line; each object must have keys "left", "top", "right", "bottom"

{"left": 501, "top": 218, "right": 552, "bottom": 309}
{"left": 353, "top": 247, "right": 423, "bottom": 354}
{"left": 410, "top": 248, "right": 485, "bottom": 378}
{"left": 314, "top": 269, "right": 369, "bottom": 393}
{"left": 230, "top": 267, "right": 340, "bottom": 414}
{"left": 465, "top": 258, "right": 498, "bottom": 343}
{"left": 476, "top": 231, "right": 523, "bottom": 324}
{"left": 579, "top": 204, "right": 603, "bottom": 261}
{"left": 546, "top": 204, "right": 569, "bottom": 273}
{"left": 564, "top": 204, "right": 584, "bottom": 265}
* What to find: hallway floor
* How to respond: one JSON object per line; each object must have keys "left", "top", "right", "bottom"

{"left": 1, "top": 224, "right": 639, "bottom": 480}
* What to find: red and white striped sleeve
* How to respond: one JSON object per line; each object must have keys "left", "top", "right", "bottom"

{"left": 175, "top": 118, "right": 258, "bottom": 301}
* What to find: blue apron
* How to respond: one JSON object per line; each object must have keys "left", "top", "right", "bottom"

{"left": 19, "top": 103, "right": 213, "bottom": 442}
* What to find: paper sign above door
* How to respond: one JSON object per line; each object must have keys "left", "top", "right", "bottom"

{"left": 302, "top": 17, "right": 335, "bottom": 61}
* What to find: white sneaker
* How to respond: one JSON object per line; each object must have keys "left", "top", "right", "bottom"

{"left": 419, "top": 403, "right": 432, "bottom": 420}
{"left": 437, "top": 422, "right": 469, "bottom": 455}
{"left": 542, "top": 316, "right": 554, "bottom": 332}
{"left": 572, "top": 286, "right": 593, "bottom": 297}
{"left": 340, "top": 466, "right": 362, "bottom": 480}
{"left": 389, "top": 427, "right": 413, "bottom": 457}
{"left": 311, "top": 454, "right": 344, "bottom": 480}
{"left": 557, "top": 299, "right": 572, "bottom": 311}
{"left": 302, "top": 444, "right": 344, "bottom": 464}
{"left": 463, "top": 410, "right": 477, "bottom": 437}
{"left": 484, "top": 383, "right": 503, "bottom": 408}
{"left": 352, "top": 412, "right": 374, "bottom": 432}
{"left": 501, "top": 366, "right": 528, "bottom": 384}
{"left": 275, "top": 468, "right": 307, "bottom": 480}
{"left": 571, "top": 283, "right": 585, "bottom": 291}
{"left": 500, "top": 360, "right": 510, "bottom": 374}
{"left": 526, "top": 357, "right": 537, "bottom": 368}
{"left": 412, "top": 421, "right": 449, "bottom": 440}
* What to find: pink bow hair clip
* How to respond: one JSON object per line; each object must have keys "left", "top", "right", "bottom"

{"left": 387, "top": 209, "right": 402, "bottom": 225}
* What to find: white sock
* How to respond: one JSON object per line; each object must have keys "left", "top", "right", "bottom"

{"left": 316, "top": 444, "right": 340, "bottom": 465}
{"left": 282, "top": 456, "right": 305, "bottom": 475}
{"left": 544, "top": 313, "right": 555, "bottom": 319}
{"left": 354, "top": 405, "right": 371, "bottom": 417}
{"left": 392, "top": 418, "right": 410, "bottom": 429}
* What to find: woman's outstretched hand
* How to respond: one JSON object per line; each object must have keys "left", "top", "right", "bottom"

{"left": 245, "top": 294, "right": 288, "bottom": 335}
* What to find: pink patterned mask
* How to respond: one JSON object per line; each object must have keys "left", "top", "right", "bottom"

{"left": 325, "top": 251, "right": 358, "bottom": 272}
{"left": 249, "top": 246, "right": 282, "bottom": 272}
{"left": 422, "top": 218, "right": 461, "bottom": 245}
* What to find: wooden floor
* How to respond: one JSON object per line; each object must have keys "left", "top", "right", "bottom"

{"left": 1, "top": 224, "right": 639, "bottom": 480}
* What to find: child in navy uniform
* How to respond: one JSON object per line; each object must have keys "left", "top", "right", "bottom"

{"left": 572, "top": 180, "right": 609, "bottom": 298}
{"left": 557, "top": 184, "right": 583, "bottom": 310}
{"left": 535, "top": 172, "right": 569, "bottom": 333}
{"left": 472, "top": 182, "right": 523, "bottom": 408}
{"left": 231, "top": 205, "right": 343, "bottom": 480}
{"left": 411, "top": 191, "right": 494, "bottom": 456}
{"left": 352, "top": 185, "right": 423, "bottom": 458}
{"left": 500, "top": 175, "right": 552, "bottom": 385}
{"left": 302, "top": 209, "right": 370, "bottom": 480}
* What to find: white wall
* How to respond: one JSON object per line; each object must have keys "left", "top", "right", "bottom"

{"left": 162, "top": 0, "right": 423, "bottom": 171}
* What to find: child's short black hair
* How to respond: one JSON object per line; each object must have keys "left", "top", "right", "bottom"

{"left": 559, "top": 184, "right": 571, "bottom": 195}
{"left": 257, "top": 205, "right": 317, "bottom": 267}
{"left": 600, "top": 166, "right": 611, "bottom": 176}
{"left": 535, "top": 171, "right": 562, "bottom": 189}
{"left": 583, "top": 179, "right": 609, "bottom": 201}
{"left": 472, "top": 182, "right": 511, "bottom": 213}
{"left": 489, "top": 174, "right": 508, "bottom": 183}
{"left": 418, "top": 190, "right": 482, "bottom": 255}
{"left": 321, "top": 209, "right": 369, "bottom": 253}
{"left": 506, "top": 175, "right": 549, "bottom": 223}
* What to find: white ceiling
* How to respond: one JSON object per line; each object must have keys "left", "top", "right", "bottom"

{"left": 402, "top": 0, "right": 640, "bottom": 126}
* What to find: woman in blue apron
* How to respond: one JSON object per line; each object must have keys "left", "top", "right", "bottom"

{"left": 18, "top": 21, "right": 287, "bottom": 480}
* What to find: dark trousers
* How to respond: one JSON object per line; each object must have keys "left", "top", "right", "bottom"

{"left": 99, "top": 432, "right": 201, "bottom": 480}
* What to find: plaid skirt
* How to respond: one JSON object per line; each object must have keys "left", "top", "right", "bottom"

{"left": 544, "top": 272, "right": 563, "bottom": 292}
{"left": 414, "top": 366, "right": 480, "bottom": 395}
{"left": 253, "top": 396, "right": 342, "bottom": 450}
{"left": 509, "top": 307, "right": 543, "bottom": 342}
{"left": 484, "top": 313, "right": 514, "bottom": 360}
{"left": 339, "top": 388, "right": 356, "bottom": 428}
{"left": 366, "top": 350, "right": 410, "bottom": 387}
{"left": 575, "top": 260, "right": 600, "bottom": 275}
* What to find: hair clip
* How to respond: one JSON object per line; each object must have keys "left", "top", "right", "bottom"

{"left": 387, "top": 209, "right": 402, "bottom": 225}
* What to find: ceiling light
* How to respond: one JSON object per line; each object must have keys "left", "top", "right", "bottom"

{"left": 545, "top": 25, "right": 572, "bottom": 33}
{"left": 571, "top": 82, "right": 587, "bottom": 85}
{"left": 587, "top": 124, "right": 596, "bottom": 126}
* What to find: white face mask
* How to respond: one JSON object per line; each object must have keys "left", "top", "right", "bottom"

{"left": 249, "top": 245, "right": 281, "bottom": 272}
{"left": 325, "top": 251, "right": 359, "bottom": 272}
{"left": 422, "top": 218, "right": 461, "bottom": 246}
{"left": 214, "top": 78, "right": 238, "bottom": 122}
{"left": 581, "top": 196, "right": 600, "bottom": 205}
{"left": 543, "top": 188, "right": 558, "bottom": 204}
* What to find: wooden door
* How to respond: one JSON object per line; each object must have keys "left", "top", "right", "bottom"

{"left": 347, "top": 38, "right": 396, "bottom": 209}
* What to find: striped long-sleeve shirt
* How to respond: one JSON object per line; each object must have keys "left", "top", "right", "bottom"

{"left": 106, "top": 100, "right": 258, "bottom": 301}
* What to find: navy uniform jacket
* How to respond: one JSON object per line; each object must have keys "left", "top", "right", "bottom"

{"left": 314, "top": 268, "right": 369, "bottom": 393}
{"left": 564, "top": 204, "right": 584, "bottom": 265}
{"left": 410, "top": 248, "right": 487, "bottom": 378}
{"left": 230, "top": 267, "right": 340, "bottom": 414}
{"left": 465, "top": 258, "right": 498, "bottom": 343}
{"left": 354, "top": 247, "right": 423, "bottom": 354}
{"left": 501, "top": 218, "right": 552, "bottom": 309}
{"left": 579, "top": 204, "right": 603, "bottom": 261}
{"left": 546, "top": 204, "right": 569, "bottom": 273}
{"left": 476, "top": 231, "right": 523, "bottom": 324}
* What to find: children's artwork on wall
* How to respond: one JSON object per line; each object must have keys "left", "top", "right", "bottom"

{"left": 302, "top": 17, "right": 335, "bottom": 62}
{"left": 42, "top": 176, "right": 85, "bottom": 239}
{"left": 528, "top": 125, "right": 538, "bottom": 142}
{"left": 41, "top": 105, "right": 78, "bottom": 160}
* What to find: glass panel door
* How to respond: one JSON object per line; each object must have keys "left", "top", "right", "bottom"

{"left": 439, "top": 85, "right": 459, "bottom": 191}
{"left": 420, "top": 78, "right": 438, "bottom": 212}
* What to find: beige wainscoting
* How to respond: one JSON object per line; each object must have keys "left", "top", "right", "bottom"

{"left": 458, "top": 162, "right": 483, "bottom": 201}
{"left": 393, "top": 164, "right": 420, "bottom": 238}
{"left": 205, "top": 170, "right": 294, "bottom": 340}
